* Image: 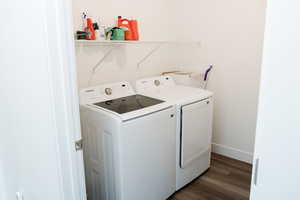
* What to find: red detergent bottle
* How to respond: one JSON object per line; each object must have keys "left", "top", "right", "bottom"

{"left": 117, "top": 16, "right": 139, "bottom": 40}
{"left": 85, "top": 18, "right": 96, "bottom": 40}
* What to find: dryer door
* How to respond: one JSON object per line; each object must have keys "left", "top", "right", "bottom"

{"left": 180, "top": 98, "right": 213, "bottom": 168}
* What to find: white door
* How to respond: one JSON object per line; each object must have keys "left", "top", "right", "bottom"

{"left": 180, "top": 98, "right": 213, "bottom": 168}
{"left": 0, "top": 0, "right": 86, "bottom": 199}
{"left": 250, "top": 1, "right": 300, "bottom": 199}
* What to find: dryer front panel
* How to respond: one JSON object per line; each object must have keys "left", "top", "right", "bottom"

{"left": 180, "top": 98, "right": 213, "bottom": 168}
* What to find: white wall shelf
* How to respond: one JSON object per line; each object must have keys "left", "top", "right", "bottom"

{"left": 75, "top": 40, "right": 201, "bottom": 46}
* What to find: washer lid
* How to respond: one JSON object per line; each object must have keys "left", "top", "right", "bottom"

{"left": 136, "top": 76, "right": 213, "bottom": 105}
{"left": 138, "top": 86, "right": 212, "bottom": 105}
{"left": 93, "top": 94, "right": 164, "bottom": 114}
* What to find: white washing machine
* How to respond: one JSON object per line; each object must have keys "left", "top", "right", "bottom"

{"left": 136, "top": 75, "right": 213, "bottom": 190}
{"left": 80, "top": 81, "right": 176, "bottom": 200}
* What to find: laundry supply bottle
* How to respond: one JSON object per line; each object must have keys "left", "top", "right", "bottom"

{"left": 130, "top": 19, "right": 139, "bottom": 40}
{"left": 85, "top": 18, "right": 96, "bottom": 40}
{"left": 93, "top": 22, "right": 100, "bottom": 40}
{"left": 98, "top": 25, "right": 107, "bottom": 40}
{"left": 117, "top": 16, "right": 139, "bottom": 40}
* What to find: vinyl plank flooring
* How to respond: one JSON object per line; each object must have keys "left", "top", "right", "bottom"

{"left": 169, "top": 153, "right": 252, "bottom": 200}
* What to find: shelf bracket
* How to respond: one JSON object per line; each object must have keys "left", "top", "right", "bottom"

{"left": 87, "top": 46, "right": 117, "bottom": 86}
{"left": 137, "top": 44, "right": 163, "bottom": 69}
{"left": 91, "top": 46, "right": 116, "bottom": 74}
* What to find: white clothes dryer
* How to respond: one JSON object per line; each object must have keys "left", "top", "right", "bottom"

{"left": 136, "top": 76, "right": 213, "bottom": 190}
{"left": 80, "top": 81, "right": 176, "bottom": 200}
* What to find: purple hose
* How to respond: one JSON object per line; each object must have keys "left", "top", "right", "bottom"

{"left": 204, "top": 65, "right": 213, "bottom": 81}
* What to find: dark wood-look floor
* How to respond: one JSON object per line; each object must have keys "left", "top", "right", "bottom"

{"left": 170, "top": 153, "right": 252, "bottom": 200}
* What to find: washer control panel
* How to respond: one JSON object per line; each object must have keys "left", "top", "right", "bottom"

{"left": 80, "top": 82, "right": 135, "bottom": 104}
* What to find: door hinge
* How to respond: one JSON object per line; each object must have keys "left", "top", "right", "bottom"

{"left": 253, "top": 158, "right": 260, "bottom": 186}
{"left": 75, "top": 139, "right": 83, "bottom": 151}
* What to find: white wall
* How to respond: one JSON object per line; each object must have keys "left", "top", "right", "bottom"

{"left": 172, "top": 0, "right": 266, "bottom": 163}
{"left": 73, "top": 0, "right": 266, "bottom": 163}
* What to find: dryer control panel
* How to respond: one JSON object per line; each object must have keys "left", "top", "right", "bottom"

{"left": 136, "top": 75, "right": 175, "bottom": 93}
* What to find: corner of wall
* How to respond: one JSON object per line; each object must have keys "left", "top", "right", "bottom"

{"left": 212, "top": 143, "right": 253, "bottom": 164}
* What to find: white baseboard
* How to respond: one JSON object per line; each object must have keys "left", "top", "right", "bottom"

{"left": 212, "top": 143, "right": 253, "bottom": 164}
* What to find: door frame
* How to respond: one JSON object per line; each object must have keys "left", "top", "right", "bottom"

{"left": 43, "top": 0, "right": 86, "bottom": 199}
